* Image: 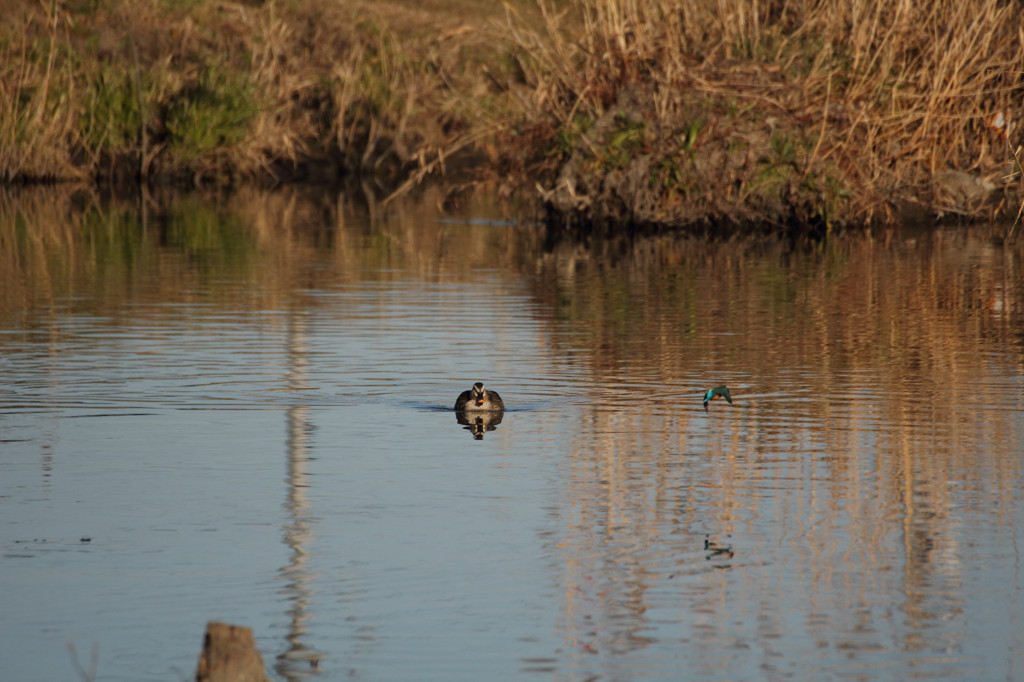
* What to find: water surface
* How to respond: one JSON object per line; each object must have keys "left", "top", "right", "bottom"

{"left": 1, "top": 187, "right": 1023, "bottom": 681}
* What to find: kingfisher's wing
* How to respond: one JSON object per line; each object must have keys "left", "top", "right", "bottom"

{"left": 703, "top": 386, "right": 732, "bottom": 409}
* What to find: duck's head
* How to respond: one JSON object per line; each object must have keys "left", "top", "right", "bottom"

{"left": 471, "top": 382, "right": 487, "bottom": 406}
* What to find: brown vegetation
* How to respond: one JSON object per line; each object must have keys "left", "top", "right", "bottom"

{"left": 195, "top": 622, "right": 269, "bottom": 682}
{"left": 505, "top": 0, "right": 1024, "bottom": 229}
{"left": 1, "top": 0, "right": 1023, "bottom": 230}
{"left": 0, "top": 0, "right": 509, "bottom": 188}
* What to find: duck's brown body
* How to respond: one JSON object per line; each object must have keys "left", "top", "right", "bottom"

{"left": 454, "top": 382, "right": 505, "bottom": 412}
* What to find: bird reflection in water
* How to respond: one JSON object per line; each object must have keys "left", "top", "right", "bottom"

{"left": 453, "top": 382, "right": 505, "bottom": 439}
{"left": 456, "top": 410, "right": 504, "bottom": 439}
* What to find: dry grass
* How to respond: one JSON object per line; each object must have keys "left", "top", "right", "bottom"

{"left": 0, "top": 1, "right": 84, "bottom": 182}
{"left": 2, "top": 0, "right": 1022, "bottom": 228}
{"left": 504, "top": 0, "right": 1024, "bottom": 227}
{"left": 0, "top": 0, "right": 506, "bottom": 187}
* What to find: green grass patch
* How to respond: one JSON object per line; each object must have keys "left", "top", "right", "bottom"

{"left": 166, "top": 66, "right": 258, "bottom": 163}
{"left": 82, "top": 67, "right": 144, "bottom": 153}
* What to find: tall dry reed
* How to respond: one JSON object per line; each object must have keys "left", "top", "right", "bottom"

{"left": 0, "top": 1, "right": 83, "bottom": 182}
{"left": 505, "top": 0, "right": 1024, "bottom": 226}
{"left": 0, "top": 0, "right": 495, "bottom": 187}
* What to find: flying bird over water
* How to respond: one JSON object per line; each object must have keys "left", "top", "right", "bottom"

{"left": 703, "top": 385, "right": 732, "bottom": 412}
{"left": 454, "top": 382, "right": 505, "bottom": 412}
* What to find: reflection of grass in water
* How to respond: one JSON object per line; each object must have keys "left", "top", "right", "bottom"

{"left": 163, "top": 198, "right": 255, "bottom": 264}
{"left": 81, "top": 204, "right": 146, "bottom": 256}
{"left": 0, "top": 185, "right": 545, "bottom": 321}
{"left": 0, "top": 191, "right": 138, "bottom": 316}
{"left": 534, "top": 227, "right": 1024, "bottom": 386}
{"left": 0, "top": 188, "right": 261, "bottom": 318}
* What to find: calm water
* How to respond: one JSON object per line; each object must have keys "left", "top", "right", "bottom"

{"left": 1, "top": 187, "right": 1023, "bottom": 681}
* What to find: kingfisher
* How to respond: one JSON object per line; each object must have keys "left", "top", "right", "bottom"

{"left": 702, "top": 385, "right": 732, "bottom": 412}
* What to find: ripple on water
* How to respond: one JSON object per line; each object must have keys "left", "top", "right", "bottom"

{"left": 3, "top": 206, "right": 1024, "bottom": 681}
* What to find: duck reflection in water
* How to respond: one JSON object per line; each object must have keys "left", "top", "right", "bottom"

{"left": 455, "top": 410, "right": 504, "bottom": 439}
{"left": 454, "top": 382, "right": 505, "bottom": 440}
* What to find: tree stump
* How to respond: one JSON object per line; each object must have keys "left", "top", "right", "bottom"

{"left": 195, "top": 621, "right": 270, "bottom": 682}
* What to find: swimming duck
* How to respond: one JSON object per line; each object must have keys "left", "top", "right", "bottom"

{"left": 703, "top": 385, "right": 732, "bottom": 412}
{"left": 704, "top": 534, "right": 734, "bottom": 559}
{"left": 454, "top": 382, "right": 505, "bottom": 412}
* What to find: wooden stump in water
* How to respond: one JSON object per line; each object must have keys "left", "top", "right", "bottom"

{"left": 195, "top": 621, "right": 270, "bottom": 682}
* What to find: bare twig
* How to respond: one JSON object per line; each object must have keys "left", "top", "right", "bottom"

{"left": 67, "top": 640, "right": 99, "bottom": 682}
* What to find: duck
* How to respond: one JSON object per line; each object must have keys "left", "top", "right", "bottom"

{"left": 454, "top": 382, "right": 505, "bottom": 412}
{"left": 704, "top": 534, "right": 734, "bottom": 559}
{"left": 703, "top": 385, "right": 732, "bottom": 412}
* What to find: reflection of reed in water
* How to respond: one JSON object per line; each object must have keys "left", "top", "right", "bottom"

{"left": 455, "top": 410, "right": 504, "bottom": 439}
{"left": 275, "top": 313, "right": 325, "bottom": 680}
{"left": 536, "top": 228, "right": 1024, "bottom": 669}
{"left": 0, "top": 186, "right": 549, "bottom": 328}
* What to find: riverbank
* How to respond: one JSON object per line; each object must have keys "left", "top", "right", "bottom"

{"left": 1, "top": 0, "right": 506, "bottom": 188}
{"left": 3, "top": 0, "right": 1023, "bottom": 231}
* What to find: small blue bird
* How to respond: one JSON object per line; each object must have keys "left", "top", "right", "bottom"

{"left": 703, "top": 385, "right": 732, "bottom": 412}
